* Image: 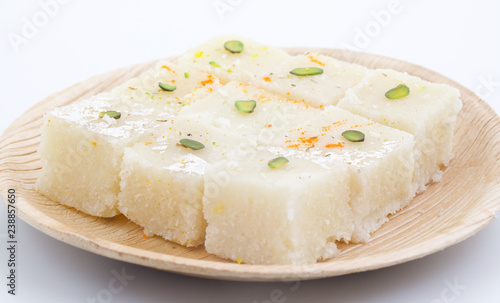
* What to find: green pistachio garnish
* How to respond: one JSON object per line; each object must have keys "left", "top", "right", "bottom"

{"left": 184, "top": 72, "right": 190, "bottom": 78}
{"left": 159, "top": 82, "right": 176, "bottom": 91}
{"left": 209, "top": 61, "right": 221, "bottom": 68}
{"left": 99, "top": 111, "right": 121, "bottom": 119}
{"left": 224, "top": 40, "right": 244, "bottom": 53}
{"left": 268, "top": 157, "right": 289, "bottom": 169}
{"left": 179, "top": 138, "right": 205, "bottom": 150}
{"left": 234, "top": 100, "right": 257, "bottom": 113}
{"left": 385, "top": 84, "right": 410, "bottom": 99}
{"left": 290, "top": 67, "right": 323, "bottom": 76}
{"left": 342, "top": 130, "right": 365, "bottom": 142}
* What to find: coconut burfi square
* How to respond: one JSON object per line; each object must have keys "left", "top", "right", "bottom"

{"left": 36, "top": 93, "right": 162, "bottom": 217}
{"left": 272, "top": 106, "right": 416, "bottom": 242}
{"left": 337, "top": 69, "right": 462, "bottom": 193}
{"left": 203, "top": 151, "right": 352, "bottom": 265}
{"left": 119, "top": 141, "right": 209, "bottom": 246}
{"left": 251, "top": 52, "right": 369, "bottom": 108}
{"left": 118, "top": 117, "right": 242, "bottom": 246}
{"left": 177, "top": 35, "right": 292, "bottom": 84}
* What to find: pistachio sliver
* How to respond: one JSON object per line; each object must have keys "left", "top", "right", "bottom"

{"left": 159, "top": 82, "right": 176, "bottom": 91}
{"left": 342, "top": 130, "right": 365, "bottom": 142}
{"left": 268, "top": 157, "right": 289, "bottom": 169}
{"left": 385, "top": 84, "right": 410, "bottom": 99}
{"left": 234, "top": 100, "right": 256, "bottom": 113}
{"left": 290, "top": 67, "right": 323, "bottom": 76}
{"left": 179, "top": 138, "right": 205, "bottom": 150}
{"left": 99, "top": 110, "right": 121, "bottom": 119}
{"left": 209, "top": 61, "right": 221, "bottom": 68}
{"left": 224, "top": 40, "right": 244, "bottom": 53}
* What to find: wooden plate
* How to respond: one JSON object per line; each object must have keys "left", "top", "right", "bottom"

{"left": 1, "top": 49, "right": 499, "bottom": 282}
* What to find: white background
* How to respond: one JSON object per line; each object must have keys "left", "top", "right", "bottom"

{"left": 1, "top": 0, "right": 499, "bottom": 302}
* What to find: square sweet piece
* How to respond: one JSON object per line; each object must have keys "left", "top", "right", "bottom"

{"left": 177, "top": 35, "right": 292, "bottom": 84}
{"left": 120, "top": 143, "right": 207, "bottom": 246}
{"left": 337, "top": 69, "right": 462, "bottom": 193}
{"left": 271, "top": 106, "right": 416, "bottom": 242}
{"left": 251, "top": 53, "right": 369, "bottom": 108}
{"left": 118, "top": 117, "right": 241, "bottom": 246}
{"left": 36, "top": 93, "right": 163, "bottom": 217}
{"left": 203, "top": 151, "right": 352, "bottom": 265}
